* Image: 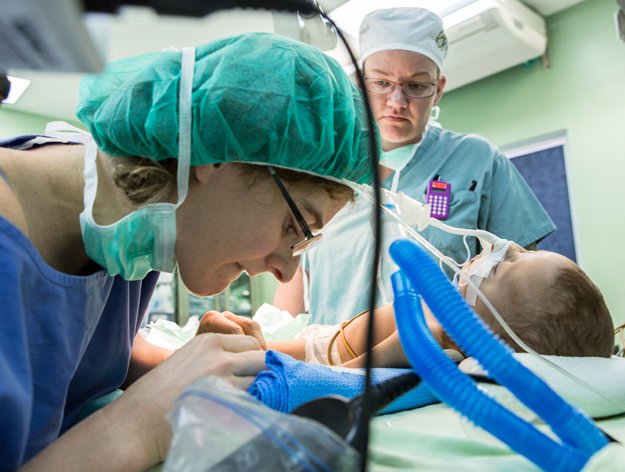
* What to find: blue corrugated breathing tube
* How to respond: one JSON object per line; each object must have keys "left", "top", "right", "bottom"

{"left": 389, "top": 239, "right": 608, "bottom": 472}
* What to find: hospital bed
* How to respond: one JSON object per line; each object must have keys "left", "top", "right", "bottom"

{"left": 147, "top": 318, "right": 625, "bottom": 471}
{"left": 368, "top": 390, "right": 625, "bottom": 471}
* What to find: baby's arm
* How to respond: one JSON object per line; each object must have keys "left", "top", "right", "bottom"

{"left": 337, "top": 301, "right": 446, "bottom": 367}
{"left": 343, "top": 331, "right": 411, "bottom": 368}
{"left": 333, "top": 304, "right": 398, "bottom": 363}
{"left": 195, "top": 302, "right": 443, "bottom": 368}
{"left": 274, "top": 305, "right": 400, "bottom": 365}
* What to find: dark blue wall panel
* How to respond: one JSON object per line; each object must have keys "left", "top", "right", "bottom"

{"left": 510, "top": 145, "right": 577, "bottom": 262}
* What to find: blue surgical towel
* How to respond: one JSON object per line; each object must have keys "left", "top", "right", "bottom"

{"left": 249, "top": 351, "right": 440, "bottom": 415}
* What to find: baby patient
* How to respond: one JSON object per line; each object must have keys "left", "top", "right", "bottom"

{"left": 197, "top": 242, "right": 615, "bottom": 367}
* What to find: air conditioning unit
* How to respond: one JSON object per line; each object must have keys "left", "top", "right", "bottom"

{"left": 443, "top": 0, "right": 547, "bottom": 91}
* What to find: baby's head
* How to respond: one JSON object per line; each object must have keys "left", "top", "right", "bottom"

{"left": 466, "top": 244, "right": 614, "bottom": 357}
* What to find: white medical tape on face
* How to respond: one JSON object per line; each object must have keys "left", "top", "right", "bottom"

{"left": 463, "top": 239, "right": 513, "bottom": 306}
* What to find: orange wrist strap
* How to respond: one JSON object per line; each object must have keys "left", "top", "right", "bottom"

{"left": 327, "top": 309, "right": 369, "bottom": 366}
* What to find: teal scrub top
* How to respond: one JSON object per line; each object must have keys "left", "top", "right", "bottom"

{"left": 303, "top": 126, "right": 556, "bottom": 325}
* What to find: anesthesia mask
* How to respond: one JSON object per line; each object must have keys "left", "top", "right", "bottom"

{"left": 456, "top": 238, "right": 513, "bottom": 306}
{"left": 79, "top": 47, "right": 194, "bottom": 280}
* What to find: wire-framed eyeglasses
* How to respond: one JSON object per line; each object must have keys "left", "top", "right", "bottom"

{"left": 364, "top": 77, "right": 437, "bottom": 99}
{"left": 268, "top": 166, "right": 322, "bottom": 257}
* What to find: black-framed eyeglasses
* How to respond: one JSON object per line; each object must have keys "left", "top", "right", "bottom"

{"left": 364, "top": 77, "right": 437, "bottom": 99}
{"left": 268, "top": 166, "right": 323, "bottom": 257}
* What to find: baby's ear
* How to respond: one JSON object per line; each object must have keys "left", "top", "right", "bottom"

{"left": 193, "top": 164, "right": 220, "bottom": 183}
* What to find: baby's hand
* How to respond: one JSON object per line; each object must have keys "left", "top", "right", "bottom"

{"left": 196, "top": 311, "right": 267, "bottom": 350}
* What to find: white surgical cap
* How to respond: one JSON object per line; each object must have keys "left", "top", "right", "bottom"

{"left": 359, "top": 7, "right": 448, "bottom": 71}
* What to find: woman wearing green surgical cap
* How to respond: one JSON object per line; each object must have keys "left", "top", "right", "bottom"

{"left": 0, "top": 33, "right": 374, "bottom": 471}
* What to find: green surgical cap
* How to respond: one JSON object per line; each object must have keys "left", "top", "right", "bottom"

{"left": 76, "top": 32, "right": 376, "bottom": 184}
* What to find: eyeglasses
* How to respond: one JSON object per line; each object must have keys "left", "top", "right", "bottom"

{"left": 268, "top": 166, "right": 322, "bottom": 257}
{"left": 364, "top": 77, "right": 437, "bottom": 99}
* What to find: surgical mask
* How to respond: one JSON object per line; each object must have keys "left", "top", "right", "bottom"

{"left": 79, "top": 47, "right": 195, "bottom": 280}
{"left": 382, "top": 140, "right": 422, "bottom": 194}
{"left": 457, "top": 238, "right": 513, "bottom": 306}
{"left": 380, "top": 142, "right": 419, "bottom": 172}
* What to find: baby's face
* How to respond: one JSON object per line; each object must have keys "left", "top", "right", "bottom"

{"left": 457, "top": 243, "right": 521, "bottom": 300}
{"left": 466, "top": 244, "right": 571, "bottom": 319}
{"left": 457, "top": 241, "right": 516, "bottom": 303}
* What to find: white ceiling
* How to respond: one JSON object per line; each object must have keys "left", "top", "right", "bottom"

{"left": 521, "top": 0, "right": 585, "bottom": 16}
{"left": 4, "top": 0, "right": 586, "bottom": 122}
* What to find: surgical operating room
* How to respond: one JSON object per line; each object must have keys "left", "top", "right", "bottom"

{"left": 2, "top": 0, "right": 625, "bottom": 470}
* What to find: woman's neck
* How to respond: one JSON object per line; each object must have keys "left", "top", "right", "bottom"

{"left": 0, "top": 144, "right": 133, "bottom": 275}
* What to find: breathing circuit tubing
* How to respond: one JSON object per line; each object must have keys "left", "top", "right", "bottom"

{"left": 390, "top": 239, "right": 609, "bottom": 471}
{"left": 351, "top": 184, "right": 625, "bottom": 418}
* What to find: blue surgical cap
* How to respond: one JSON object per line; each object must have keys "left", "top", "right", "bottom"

{"left": 76, "top": 32, "right": 376, "bottom": 184}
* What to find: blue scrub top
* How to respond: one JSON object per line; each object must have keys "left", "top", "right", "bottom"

{"left": 303, "top": 126, "right": 556, "bottom": 324}
{"left": 0, "top": 136, "right": 159, "bottom": 470}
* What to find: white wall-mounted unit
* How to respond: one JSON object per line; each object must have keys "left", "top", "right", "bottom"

{"left": 444, "top": 0, "right": 547, "bottom": 91}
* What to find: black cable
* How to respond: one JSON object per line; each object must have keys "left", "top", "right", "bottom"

{"left": 315, "top": 13, "right": 382, "bottom": 472}
{"left": 82, "top": 0, "right": 318, "bottom": 15}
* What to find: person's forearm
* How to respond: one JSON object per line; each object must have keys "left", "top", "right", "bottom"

{"left": 22, "top": 333, "right": 266, "bottom": 471}
{"left": 336, "top": 304, "right": 397, "bottom": 362}
{"left": 21, "top": 394, "right": 163, "bottom": 472}
{"left": 337, "top": 301, "right": 444, "bottom": 367}
{"left": 266, "top": 339, "right": 306, "bottom": 360}
{"left": 343, "top": 331, "right": 410, "bottom": 368}
{"left": 124, "top": 334, "right": 172, "bottom": 387}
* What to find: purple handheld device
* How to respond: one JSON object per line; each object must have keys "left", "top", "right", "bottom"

{"left": 426, "top": 180, "right": 451, "bottom": 220}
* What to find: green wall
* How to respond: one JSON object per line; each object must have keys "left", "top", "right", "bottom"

{"left": 440, "top": 0, "right": 625, "bottom": 327}
{"left": 0, "top": 108, "right": 71, "bottom": 136}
